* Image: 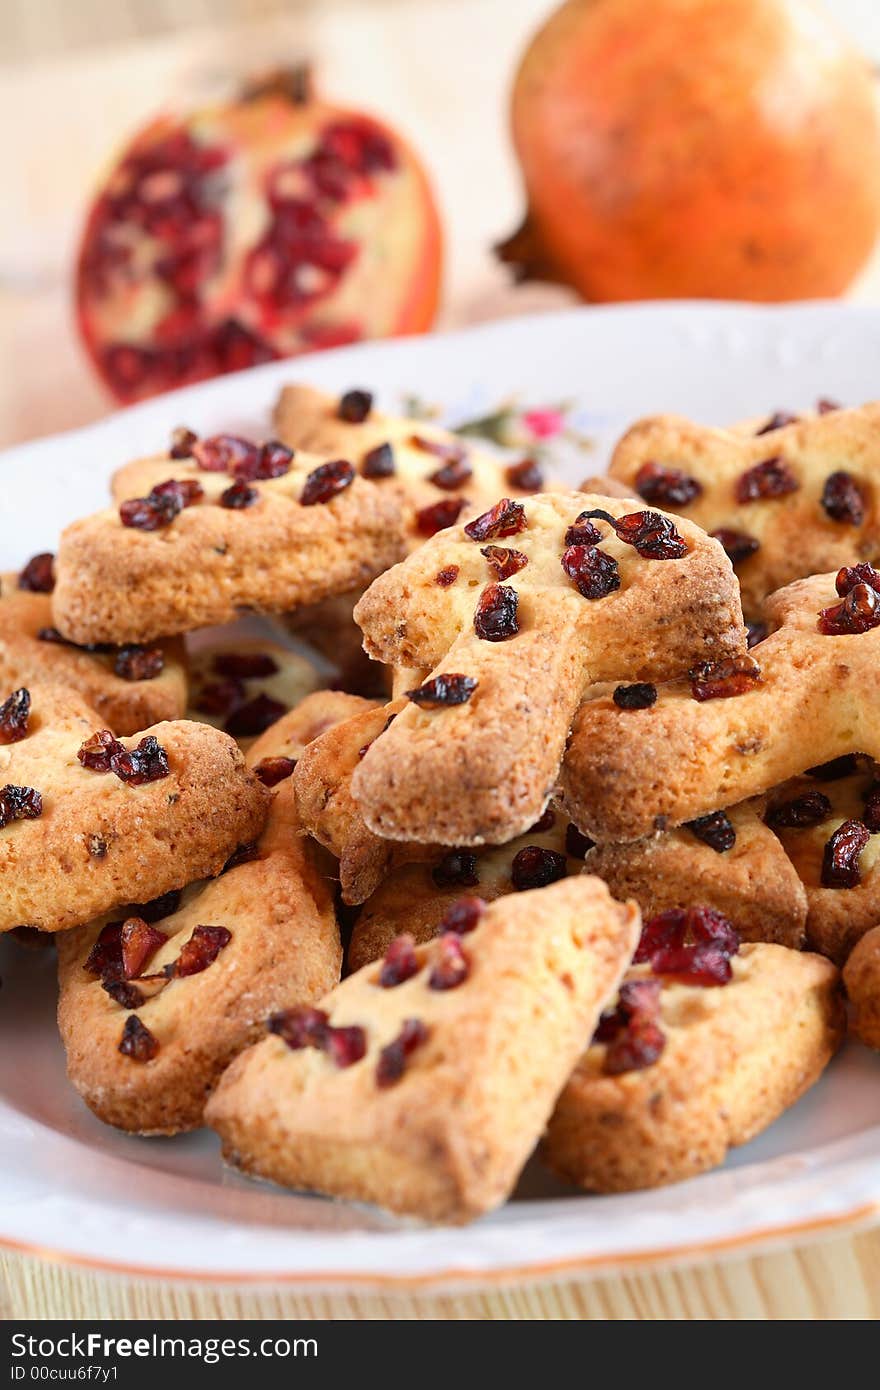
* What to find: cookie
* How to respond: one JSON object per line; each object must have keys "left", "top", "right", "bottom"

{"left": 559, "top": 570, "right": 880, "bottom": 843}
{"left": 0, "top": 681, "right": 269, "bottom": 934}
{"left": 843, "top": 926, "right": 880, "bottom": 1050}
{"left": 351, "top": 492, "right": 746, "bottom": 846}
{"left": 248, "top": 687, "right": 380, "bottom": 771}
{"left": 608, "top": 403, "right": 880, "bottom": 611}
{"left": 52, "top": 437, "right": 406, "bottom": 645}
{"left": 0, "top": 565, "right": 186, "bottom": 736}
{"left": 206, "top": 876, "right": 640, "bottom": 1223}
{"left": 543, "top": 940, "right": 843, "bottom": 1193}
{"left": 186, "top": 634, "right": 323, "bottom": 746}
{"left": 57, "top": 766, "right": 341, "bottom": 1134}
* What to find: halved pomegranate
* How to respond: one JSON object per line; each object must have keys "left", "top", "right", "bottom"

{"left": 75, "top": 68, "right": 443, "bottom": 404}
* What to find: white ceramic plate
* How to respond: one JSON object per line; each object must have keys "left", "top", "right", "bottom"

{"left": 3, "top": 301, "right": 880, "bottom": 1290}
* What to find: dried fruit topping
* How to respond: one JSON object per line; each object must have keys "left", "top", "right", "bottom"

{"left": 564, "top": 514, "right": 602, "bottom": 547}
{"left": 214, "top": 651, "right": 280, "bottom": 679}
{"left": 818, "top": 397, "right": 842, "bottom": 414}
{"left": 77, "top": 729, "right": 170, "bottom": 784}
{"left": 104, "top": 979, "right": 146, "bottom": 1010}
{"left": 232, "top": 439, "right": 294, "bottom": 482}
{"left": 376, "top": 1018, "right": 429, "bottom": 1087}
{"left": 219, "top": 480, "right": 258, "bottom": 509}
{"left": 138, "top": 889, "right": 182, "bottom": 922}
{"left": 428, "top": 932, "right": 470, "bottom": 990}
{"left": 114, "top": 645, "right": 164, "bottom": 682}
{"left": 435, "top": 564, "right": 459, "bottom": 587}
{"left": 223, "top": 841, "right": 260, "bottom": 873}
{"left": 174, "top": 924, "right": 232, "bottom": 977}
{"left": 415, "top": 498, "right": 467, "bottom": 536}
{"left": 269, "top": 1005, "right": 330, "bottom": 1050}
{"left": 464, "top": 498, "right": 527, "bottom": 542}
{"left": 325, "top": 1025, "right": 369, "bottom": 1069}
{"left": 196, "top": 678, "right": 245, "bottom": 717}
{"left": 300, "top": 459, "right": 355, "bottom": 505}
{"left": 822, "top": 471, "right": 865, "bottom": 525}
{"left": 511, "top": 845, "right": 568, "bottom": 890}
{"left": 119, "top": 1015, "right": 159, "bottom": 1062}
{"left": 505, "top": 459, "right": 544, "bottom": 493}
{"left": 565, "top": 823, "right": 595, "bottom": 858}
{"left": 734, "top": 457, "right": 799, "bottom": 503}
{"left": 78, "top": 729, "right": 120, "bottom": 771}
{"left": 561, "top": 543, "right": 621, "bottom": 599}
{"left": 746, "top": 621, "right": 768, "bottom": 649}
{"left": 711, "top": 528, "right": 760, "bottom": 565}
{"left": 429, "top": 457, "right": 473, "bottom": 490}
{"left": 612, "top": 683, "right": 656, "bottom": 710}
{"left": 0, "top": 688, "right": 31, "bottom": 744}
{"left": 529, "top": 806, "right": 556, "bottom": 833}
{"left": 597, "top": 978, "right": 666, "bottom": 1075}
{"left": 836, "top": 563, "right": 880, "bottom": 597}
{"left": 634, "top": 462, "right": 702, "bottom": 508}
{"left": 634, "top": 906, "right": 740, "bottom": 976}
{"left": 481, "top": 545, "right": 528, "bottom": 579}
{"left": 436, "top": 896, "right": 486, "bottom": 936}
{"left": 193, "top": 435, "right": 259, "bottom": 474}
{"left": 687, "top": 810, "right": 736, "bottom": 853}
{"left": 0, "top": 784, "right": 42, "bottom": 830}
{"left": 767, "top": 791, "right": 833, "bottom": 829}
{"left": 431, "top": 850, "right": 479, "bottom": 889}
{"left": 580, "top": 507, "right": 688, "bottom": 559}
{"left": 689, "top": 653, "right": 762, "bottom": 701}
{"left": 119, "top": 916, "right": 166, "bottom": 979}
{"left": 169, "top": 426, "right": 198, "bottom": 458}
{"left": 406, "top": 673, "right": 478, "bottom": 708}
{"left": 755, "top": 410, "right": 799, "bottom": 435}
{"left": 84, "top": 922, "right": 125, "bottom": 980}
{"left": 474, "top": 582, "right": 519, "bottom": 641}
{"left": 818, "top": 583, "right": 880, "bottom": 636}
{"left": 224, "top": 693, "right": 286, "bottom": 738}
{"left": 36, "top": 626, "right": 71, "bottom": 646}
{"left": 17, "top": 552, "right": 55, "bottom": 593}
{"left": 821, "top": 819, "right": 871, "bottom": 888}
{"left": 338, "top": 388, "right": 373, "bottom": 423}
{"left": 808, "top": 754, "right": 862, "bottom": 781}
{"left": 863, "top": 785, "right": 880, "bottom": 834}
{"left": 254, "top": 756, "right": 297, "bottom": 786}
{"left": 378, "top": 933, "right": 420, "bottom": 987}
{"left": 362, "top": 442, "right": 395, "bottom": 477}
{"left": 119, "top": 478, "right": 203, "bottom": 529}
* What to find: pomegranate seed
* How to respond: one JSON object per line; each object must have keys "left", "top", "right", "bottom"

{"left": 836, "top": 563, "right": 880, "bottom": 597}
{"left": 192, "top": 435, "right": 259, "bottom": 474}
{"left": 17, "top": 553, "right": 54, "bottom": 593}
{"left": 0, "top": 688, "right": 31, "bottom": 744}
{"left": 822, "top": 471, "right": 864, "bottom": 525}
{"left": 689, "top": 654, "right": 762, "bottom": 701}
{"left": 0, "top": 784, "right": 42, "bottom": 828}
{"left": 428, "top": 932, "right": 469, "bottom": 990}
{"left": 481, "top": 545, "right": 528, "bottom": 579}
{"left": 169, "top": 426, "right": 198, "bottom": 458}
{"left": 505, "top": 459, "right": 544, "bottom": 492}
{"left": 511, "top": 845, "right": 568, "bottom": 890}
{"left": 529, "top": 807, "right": 556, "bottom": 833}
{"left": 120, "top": 917, "right": 166, "bottom": 979}
{"left": 431, "top": 850, "right": 479, "bottom": 888}
{"left": 612, "top": 683, "right": 656, "bottom": 710}
{"left": 224, "top": 693, "right": 286, "bottom": 737}
{"left": 687, "top": 810, "right": 736, "bottom": 852}
{"left": 566, "top": 823, "right": 595, "bottom": 857}
{"left": 338, "top": 389, "right": 373, "bottom": 423}
{"left": 436, "top": 896, "right": 485, "bottom": 935}
{"left": 564, "top": 515, "right": 602, "bottom": 546}
{"left": 818, "top": 583, "right": 880, "bottom": 635}
{"left": 746, "top": 621, "right": 767, "bottom": 648}
{"left": 378, "top": 933, "right": 420, "bottom": 987}
{"left": 114, "top": 646, "right": 164, "bottom": 681}
{"left": 231, "top": 439, "right": 293, "bottom": 482}
{"left": 300, "top": 459, "right": 355, "bottom": 505}
{"left": 254, "top": 756, "right": 297, "bottom": 786}
{"left": 767, "top": 791, "right": 832, "bottom": 829}
{"left": 808, "top": 754, "right": 862, "bottom": 780}
{"left": 734, "top": 457, "right": 799, "bottom": 503}
{"left": 119, "top": 1015, "right": 159, "bottom": 1062}
{"left": 362, "top": 443, "right": 395, "bottom": 477}
{"left": 474, "top": 583, "right": 519, "bottom": 641}
{"left": 376, "top": 1018, "right": 429, "bottom": 1087}
{"left": 711, "top": 528, "right": 760, "bottom": 565}
{"left": 435, "top": 565, "right": 459, "bottom": 587}
{"left": 173, "top": 924, "right": 232, "bottom": 977}
{"left": 821, "top": 819, "right": 871, "bottom": 888}
{"left": 755, "top": 410, "right": 798, "bottom": 434}
{"left": 220, "top": 480, "right": 258, "bottom": 509}
{"left": 561, "top": 543, "right": 621, "bottom": 599}
{"left": 214, "top": 652, "right": 279, "bottom": 679}
{"left": 634, "top": 462, "right": 702, "bottom": 507}
{"left": 579, "top": 508, "right": 688, "bottom": 560}
{"left": 415, "top": 498, "right": 467, "bottom": 535}
{"left": 406, "top": 673, "right": 478, "bottom": 708}
{"left": 464, "top": 498, "right": 527, "bottom": 541}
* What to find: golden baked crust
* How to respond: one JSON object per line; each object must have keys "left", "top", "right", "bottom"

{"left": 843, "top": 926, "right": 880, "bottom": 1049}
{"left": 57, "top": 777, "right": 341, "bottom": 1134}
{"left": 206, "top": 876, "right": 640, "bottom": 1223}
{"left": 52, "top": 451, "right": 406, "bottom": 645}
{"left": 0, "top": 682, "right": 269, "bottom": 933}
{"left": 608, "top": 404, "right": 880, "bottom": 611}
{"left": 186, "top": 634, "right": 322, "bottom": 747}
{"left": 351, "top": 491, "right": 745, "bottom": 846}
{"left": 543, "top": 944, "right": 843, "bottom": 1193}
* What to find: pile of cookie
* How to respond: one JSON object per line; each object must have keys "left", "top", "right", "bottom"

{"left": 6, "top": 384, "right": 880, "bottom": 1224}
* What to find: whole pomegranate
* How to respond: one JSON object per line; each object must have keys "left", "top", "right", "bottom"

{"left": 76, "top": 69, "right": 443, "bottom": 403}
{"left": 497, "top": 0, "right": 880, "bottom": 301}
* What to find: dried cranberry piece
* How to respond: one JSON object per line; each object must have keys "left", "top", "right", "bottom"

{"left": 84, "top": 922, "right": 124, "bottom": 980}
{"left": 254, "top": 756, "right": 297, "bottom": 786}
{"left": 214, "top": 652, "right": 279, "bottom": 679}
{"left": 565, "top": 823, "right": 595, "bottom": 858}
{"left": 376, "top": 1018, "right": 429, "bottom": 1087}
{"left": 529, "top": 806, "right": 556, "bottom": 833}
{"left": 196, "top": 678, "right": 245, "bottom": 717}
{"left": 511, "top": 845, "right": 568, "bottom": 890}
{"left": 224, "top": 693, "right": 286, "bottom": 738}
{"left": 711, "top": 528, "right": 760, "bottom": 565}
{"left": 836, "top": 563, "right": 880, "bottom": 597}
{"left": 564, "top": 515, "right": 602, "bottom": 547}
{"left": 169, "top": 426, "right": 197, "bottom": 459}
{"left": 464, "top": 498, "right": 527, "bottom": 542}
{"left": 651, "top": 939, "right": 734, "bottom": 986}
{"left": 223, "top": 841, "right": 261, "bottom": 872}
{"left": 612, "top": 683, "right": 656, "bottom": 710}
{"left": 505, "top": 459, "right": 544, "bottom": 492}
{"left": 137, "top": 889, "right": 182, "bottom": 922}
{"left": 325, "top": 1025, "right": 368, "bottom": 1068}
{"left": 767, "top": 791, "right": 833, "bottom": 829}
{"left": 378, "top": 933, "right": 420, "bottom": 987}
{"left": 174, "top": 924, "right": 232, "bottom": 977}
{"left": 435, "top": 565, "right": 459, "bottom": 587}
{"left": 436, "top": 896, "right": 486, "bottom": 936}
{"left": 119, "top": 478, "right": 202, "bottom": 530}
{"left": 406, "top": 673, "right": 478, "bottom": 708}
{"left": 822, "top": 471, "right": 864, "bottom": 525}
{"left": 111, "top": 735, "right": 170, "bottom": 785}
{"left": 599, "top": 979, "right": 666, "bottom": 1075}
{"left": 338, "top": 389, "right": 373, "bottom": 423}
{"left": 114, "top": 645, "right": 164, "bottom": 681}
{"left": 78, "top": 729, "right": 122, "bottom": 771}
{"left": 579, "top": 508, "right": 688, "bottom": 560}
{"left": 415, "top": 498, "right": 467, "bottom": 536}
{"left": 409, "top": 435, "right": 467, "bottom": 465}
{"left": 432, "top": 850, "right": 479, "bottom": 889}
{"left": 118, "top": 497, "right": 168, "bottom": 531}
{"left": 634, "top": 462, "right": 702, "bottom": 508}
{"left": 634, "top": 906, "right": 740, "bottom": 968}
{"left": 818, "top": 583, "right": 880, "bottom": 635}
{"left": 821, "top": 819, "right": 871, "bottom": 888}
{"left": 119, "top": 1015, "right": 159, "bottom": 1062}
{"left": 817, "top": 397, "right": 842, "bottom": 414}
{"left": 687, "top": 810, "right": 736, "bottom": 853}
{"left": 231, "top": 439, "right": 293, "bottom": 482}
{"left": 428, "top": 932, "right": 469, "bottom": 990}
{"left": 151, "top": 477, "right": 204, "bottom": 507}
{"left": 808, "top": 754, "right": 862, "bottom": 781}
{"left": 481, "top": 545, "right": 528, "bottom": 579}
{"left": 120, "top": 916, "right": 166, "bottom": 979}
{"left": 689, "top": 654, "right": 762, "bottom": 701}
{"left": 734, "top": 457, "right": 799, "bottom": 503}
{"left": 0, "top": 688, "right": 30, "bottom": 744}
{"left": 362, "top": 443, "right": 395, "bottom": 477}
{"left": 0, "top": 784, "right": 42, "bottom": 828}
{"left": 474, "top": 583, "right": 519, "bottom": 641}
{"left": 755, "top": 411, "right": 799, "bottom": 435}
{"left": 863, "top": 785, "right": 880, "bottom": 833}
{"left": 269, "top": 1005, "right": 330, "bottom": 1050}
{"left": 192, "top": 435, "right": 259, "bottom": 474}
{"left": 429, "top": 458, "right": 473, "bottom": 490}
{"left": 300, "top": 459, "right": 355, "bottom": 505}
{"left": 219, "top": 480, "right": 258, "bottom": 509}
{"left": 103, "top": 979, "right": 146, "bottom": 1010}
{"left": 746, "top": 621, "right": 767, "bottom": 649}
{"left": 561, "top": 544, "right": 620, "bottom": 599}
{"left": 17, "top": 552, "right": 54, "bottom": 593}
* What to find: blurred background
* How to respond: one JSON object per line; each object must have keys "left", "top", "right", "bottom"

{"left": 3, "top": 0, "right": 880, "bottom": 449}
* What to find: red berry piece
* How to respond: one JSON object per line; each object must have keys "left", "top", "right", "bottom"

{"left": 767, "top": 791, "right": 832, "bottom": 829}
{"left": 378, "top": 933, "right": 420, "bottom": 987}
{"left": 111, "top": 735, "right": 171, "bottom": 785}
{"left": 409, "top": 435, "right": 467, "bottom": 467}
{"left": 0, "top": 688, "right": 31, "bottom": 744}
{"left": 362, "top": 443, "right": 395, "bottom": 477}
{"left": 230, "top": 439, "right": 293, "bottom": 482}
{"left": 598, "top": 978, "right": 666, "bottom": 1075}
{"left": 17, "top": 552, "right": 55, "bottom": 593}
{"left": 0, "top": 784, "right": 42, "bottom": 828}
{"left": 300, "top": 459, "right": 355, "bottom": 505}
{"left": 428, "top": 932, "right": 469, "bottom": 990}
{"left": 734, "top": 457, "right": 799, "bottom": 503}
{"left": 565, "top": 823, "right": 595, "bottom": 858}
{"left": 78, "top": 729, "right": 122, "bottom": 772}
{"left": 564, "top": 514, "right": 602, "bottom": 546}
{"left": 415, "top": 498, "right": 467, "bottom": 536}
{"left": 686, "top": 810, "right": 736, "bottom": 853}
{"left": 120, "top": 916, "right": 166, "bottom": 979}
{"left": 711, "top": 528, "right": 760, "bottom": 565}
{"left": 808, "top": 754, "right": 862, "bottom": 781}
{"left": 561, "top": 543, "right": 621, "bottom": 599}
{"left": 435, "top": 564, "right": 459, "bottom": 587}
{"left": 119, "top": 1015, "right": 159, "bottom": 1062}
{"left": 224, "top": 693, "right": 286, "bottom": 738}
{"left": 474, "top": 582, "right": 519, "bottom": 641}
{"left": 863, "top": 785, "right": 880, "bottom": 833}
{"left": 464, "top": 498, "right": 527, "bottom": 542}
{"left": 213, "top": 652, "right": 280, "bottom": 679}
{"left": 634, "top": 462, "right": 702, "bottom": 508}
{"left": 436, "top": 896, "right": 486, "bottom": 935}
{"left": 219, "top": 480, "right": 258, "bottom": 509}
{"left": 169, "top": 426, "right": 198, "bottom": 459}
{"left": 651, "top": 939, "right": 735, "bottom": 986}
{"left": 137, "top": 889, "right": 182, "bottom": 922}
{"left": 254, "top": 756, "right": 297, "bottom": 786}
{"left": 196, "top": 678, "right": 245, "bottom": 717}
{"left": 634, "top": 906, "right": 740, "bottom": 977}
{"left": 836, "top": 563, "right": 880, "bottom": 597}
{"left": 529, "top": 806, "right": 556, "bottom": 833}
{"left": 324, "top": 1025, "right": 368, "bottom": 1068}
{"left": 103, "top": 979, "right": 147, "bottom": 1010}
{"left": 429, "top": 458, "right": 473, "bottom": 490}
{"left": 173, "top": 924, "right": 232, "bottom": 977}
{"left": 689, "top": 654, "right": 762, "bottom": 701}
{"left": 406, "top": 673, "right": 478, "bottom": 708}
{"left": 817, "top": 397, "right": 842, "bottom": 414}
{"left": 431, "top": 850, "right": 479, "bottom": 889}
{"left": 822, "top": 471, "right": 864, "bottom": 525}
{"left": 114, "top": 645, "right": 164, "bottom": 681}
{"left": 818, "top": 583, "right": 880, "bottom": 635}
{"left": 755, "top": 410, "right": 798, "bottom": 435}
{"left": 269, "top": 1005, "right": 330, "bottom": 1051}
{"left": 580, "top": 508, "right": 688, "bottom": 559}
{"left": 505, "top": 459, "right": 544, "bottom": 493}
{"left": 119, "top": 478, "right": 203, "bottom": 530}
{"left": 192, "top": 434, "right": 259, "bottom": 474}
{"left": 376, "top": 1018, "right": 429, "bottom": 1087}
{"left": 511, "top": 845, "right": 568, "bottom": 890}
{"left": 821, "top": 819, "right": 871, "bottom": 888}
{"left": 612, "top": 683, "right": 656, "bottom": 710}
{"left": 338, "top": 389, "right": 373, "bottom": 423}
{"left": 481, "top": 545, "right": 528, "bottom": 579}
{"left": 84, "top": 922, "right": 125, "bottom": 980}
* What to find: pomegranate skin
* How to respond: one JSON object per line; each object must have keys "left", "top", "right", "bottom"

{"left": 76, "top": 73, "right": 443, "bottom": 404}
{"left": 499, "top": 0, "right": 880, "bottom": 302}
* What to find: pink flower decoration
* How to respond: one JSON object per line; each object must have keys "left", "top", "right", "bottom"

{"left": 522, "top": 407, "right": 565, "bottom": 440}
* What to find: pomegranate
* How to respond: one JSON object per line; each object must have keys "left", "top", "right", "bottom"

{"left": 497, "top": 0, "right": 880, "bottom": 301}
{"left": 76, "top": 68, "right": 443, "bottom": 403}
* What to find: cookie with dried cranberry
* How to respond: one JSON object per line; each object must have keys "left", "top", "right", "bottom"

{"left": 186, "top": 635, "right": 323, "bottom": 746}
{"left": 247, "top": 688, "right": 380, "bottom": 770}
{"left": 608, "top": 403, "right": 880, "bottom": 612}
{"left": 57, "top": 771, "right": 340, "bottom": 1134}
{"left": 281, "top": 591, "right": 390, "bottom": 697}
{"left": 0, "top": 569, "right": 186, "bottom": 736}
{"left": 543, "top": 938, "right": 843, "bottom": 1193}
{"left": 0, "top": 682, "right": 269, "bottom": 934}
{"left": 843, "top": 926, "right": 880, "bottom": 1050}
{"left": 206, "top": 876, "right": 639, "bottom": 1223}
{"left": 52, "top": 444, "right": 406, "bottom": 646}
{"left": 559, "top": 571, "right": 880, "bottom": 845}
{"left": 350, "top": 491, "right": 745, "bottom": 847}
